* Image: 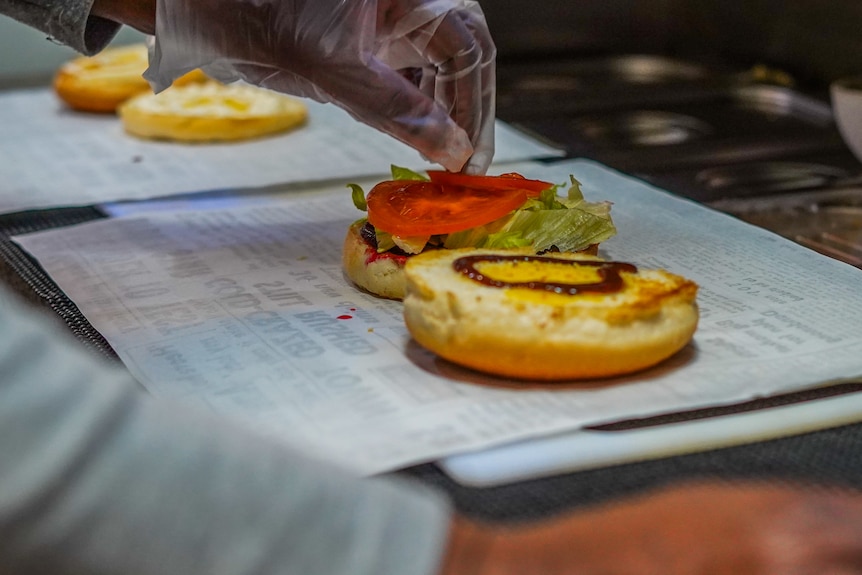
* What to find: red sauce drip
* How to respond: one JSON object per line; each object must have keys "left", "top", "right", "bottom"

{"left": 360, "top": 222, "right": 409, "bottom": 265}
{"left": 365, "top": 250, "right": 408, "bottom": 265}
{"left": 453, "top": 254, "right": 637, "bottom": 295}
{"left": 337, "top": 315, "right": 353, "bottom": 320}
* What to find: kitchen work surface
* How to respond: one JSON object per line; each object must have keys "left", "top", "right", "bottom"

{"left": 12, "top": 159, "right": 862, "bottom": 479}
{"left": 0, "top": 88, "right": 560, "bottom": 215}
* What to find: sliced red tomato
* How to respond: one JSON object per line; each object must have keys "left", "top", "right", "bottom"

{"left": 366, "top": 180, "right": 529, "bottom": 237}
{"left": 426, "top": 170, "right": 554, "bottom": 197}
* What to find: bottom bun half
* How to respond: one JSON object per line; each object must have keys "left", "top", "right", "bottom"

{"left": 402, "top": 248, "right": 699, "bottom": 381}
{"left": 342, "top": 220, "right": 409, "bottom": 300}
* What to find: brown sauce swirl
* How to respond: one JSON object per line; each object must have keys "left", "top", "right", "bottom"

{"left": 453, "top": 254, "right": 637, "bottom": 295}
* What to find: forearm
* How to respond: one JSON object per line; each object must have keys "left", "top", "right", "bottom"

{"left": 90, "top": 0, "right": 155, "bottom": 35}
{"left": 438, "top": 517, "right": 498, "bottom": 575}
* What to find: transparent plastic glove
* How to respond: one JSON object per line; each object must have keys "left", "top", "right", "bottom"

{"left": 144, "top": 0, "right": 496, "bottom": 173}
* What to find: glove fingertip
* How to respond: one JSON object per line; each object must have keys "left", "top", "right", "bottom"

{"left": 433, "top": 128, "right": 473, "bottom": 172}
{"left": 461, "top": 153, "right": 493, "bottom": 175}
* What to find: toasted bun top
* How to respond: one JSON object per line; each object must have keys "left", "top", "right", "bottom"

{"left": 120, "top": 82, "right": 307, "bottom": 119}
{"left": 403, "top": 248, "right": 699, "bottom": 381}
{"left": 53, "top": 44, "right": 207, "bottom": 113}
{"left": 118, "top": 82, "right": 308, "bottom": 142}
{"left": 56, "top": 44, "right": 150, "bottom": 84}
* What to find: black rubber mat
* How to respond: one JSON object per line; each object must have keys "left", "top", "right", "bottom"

{"left": 0, "top": 206, "right": 119, "bottom": 362}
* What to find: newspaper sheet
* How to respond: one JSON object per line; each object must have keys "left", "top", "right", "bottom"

{"left": 0, "top": 88, "right": 560, "bottom": 214}
{"left": 13, "top": 159, "right": 862, "bottom": 475}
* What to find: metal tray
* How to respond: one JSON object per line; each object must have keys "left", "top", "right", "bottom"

{"left": 639, "top": 149, "right": 862, "bottom": 202}
{"left": 711, "top": 187, "right": 862, "bottom": 268}
{"left": 512, "top": 84, "right": 847, "bottom": 173}
{"left": 496, "top": 54, "right": 728, "bottom": 119}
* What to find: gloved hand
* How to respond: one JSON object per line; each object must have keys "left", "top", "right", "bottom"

{"left": 144, "top": 0, "right": 496, "bottom": 173}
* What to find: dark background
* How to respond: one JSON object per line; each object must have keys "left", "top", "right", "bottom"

{"left": 483, "top": 0, "right": 862, "bottom": 89}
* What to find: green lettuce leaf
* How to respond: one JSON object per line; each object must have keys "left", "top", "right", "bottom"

{"left": 502, "top": 207, "right": 616, "bottom": 252}
{"left": 374, "top": 228, "right": 397, "bottom": 252}
{"left": 567, "top": 175, "right": 585, "bottom": 201}
{"left": 347, "top": 184, "right": 367, "bottom": 211}
{"left": 390, "top": 165, "right": 429, "bottom": 181}
{"left": 483, "top": 230, "right": 533, "bottom": 249}
{"left": 443, "top": 220, "right": 504, "bottom": 249}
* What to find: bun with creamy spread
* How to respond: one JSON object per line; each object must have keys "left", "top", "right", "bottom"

{"left": 343, "top": 167, "right": 615, "bottom": 300}
{"left": 53, "top": 43, "right": 205, "bottom": 114}
{"left": 402, "top": 248, "right": 699, "bottom": 381}
{"left": 118, "top": 81, "right": 308, "bottom": 142}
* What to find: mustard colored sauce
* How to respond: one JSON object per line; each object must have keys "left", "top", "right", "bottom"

{"left": 453, "top": 255, "right": 637, "bottom": 296}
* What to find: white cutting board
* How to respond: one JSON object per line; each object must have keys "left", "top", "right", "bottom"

{"left": 439, "top": 390, "right": 862, "bottom": 486}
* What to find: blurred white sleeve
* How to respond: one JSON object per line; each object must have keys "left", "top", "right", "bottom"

{"left": 0, "top": 286, "right": 451, "bottom": 575}
{"left": 0, "top": 0, "right": 121, "bottom": 54}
